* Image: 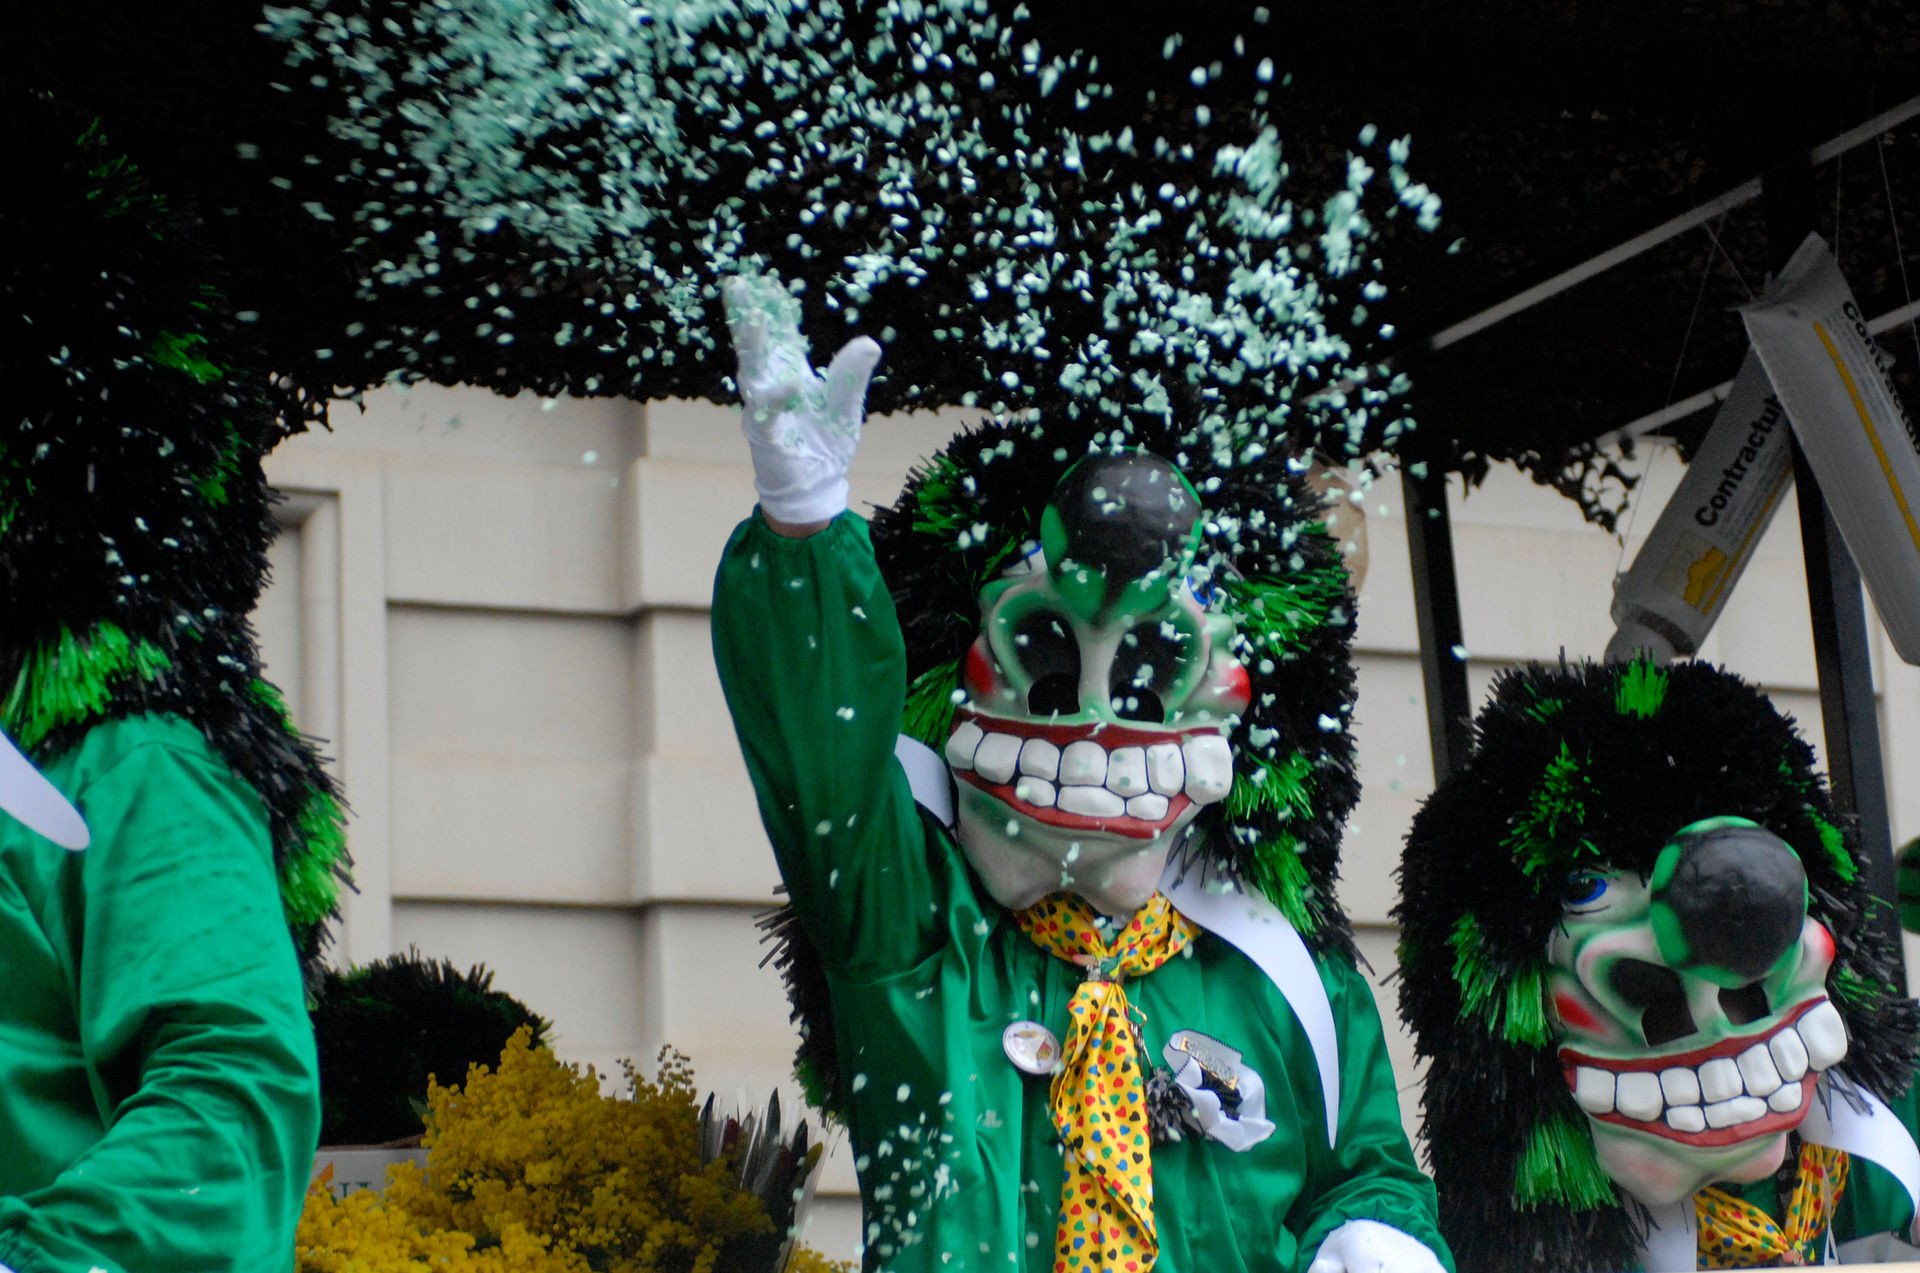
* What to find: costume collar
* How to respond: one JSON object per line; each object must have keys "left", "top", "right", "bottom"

{"left": 1638, "top": 1071, "right": 1920, "bottom": 1270}
{"left": 1161, "top": 857, "right": 1341, "bottom": 1146}
{"left": 895, "top": 734, "right": 955, "bottom": 830}
{"left": 0, "top": 728, "right": 88, "bottom": 850}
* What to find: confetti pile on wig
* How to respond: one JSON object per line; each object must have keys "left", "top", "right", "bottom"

{"left": 267, "top": 0, "right": 1434, "bottom": 461}
{"left": 770, "top": 405, "right": 1361, "bottom": 1114}
{"left": 1, "top": 93, "right": 347, "bottom": 965}
{"left": 1394, "top": 659, "right": 1918, "bottom": 1273}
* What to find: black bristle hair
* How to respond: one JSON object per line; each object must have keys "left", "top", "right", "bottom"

{"left": 2, "top": 89, "right": 347, "bottom": 966}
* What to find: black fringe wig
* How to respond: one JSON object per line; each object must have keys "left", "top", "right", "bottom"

{"left": 2, "top": 89, "right": 346, "bottom": 967}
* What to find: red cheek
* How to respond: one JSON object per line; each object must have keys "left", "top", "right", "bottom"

{"left": 963, "top": 639, "right": 1002, "bottom": 699}
{"left": 1553, "top": 993, "right": 1602, "bottom": 1034}
{"left": 1808, "top": 920, "right": 1835, "bottom": 964}
{"left": 1211, "top": 659, "right": 1252, "bottom": 713}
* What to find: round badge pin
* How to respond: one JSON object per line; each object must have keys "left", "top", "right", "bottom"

{"left": 1002, "top": 1020, "right": 1061, "bottom": 1076}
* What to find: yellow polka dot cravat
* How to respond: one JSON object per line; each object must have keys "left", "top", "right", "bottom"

{"left": 1694, "top": 1141, "right": 1849, "bottom": 1268}
{"left": 1015, "top": 891, "right": 1201, "bottom": 1272}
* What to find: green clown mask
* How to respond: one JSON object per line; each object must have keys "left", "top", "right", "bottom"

{"left": 1549, "top": 816, "right": 1846, "bottom": 1205}
{"left": 1394, "top": 659, "right": 1919, "bottom": 1273}
{"left": 943, "top": 453, "right": 1251, "bottom": 915}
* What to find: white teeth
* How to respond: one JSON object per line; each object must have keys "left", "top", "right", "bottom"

{"left": 1616, "top": 1072, "right": 1664, "bottom": 1121}
{"left": 1737, "top": 1044, "right": 1783, "bottom": 1098}
{"left": 1106, "top": 747, "right": 1147, "bottom": 795}
{"left": 1573, "top": 1067, "right": 1616, "bottom": 1116}
{"left": 1146, "top": 743, "right": 1185, "bottom": 795}
{"left": 1769, "top": 1028, "right": 1810, "bottom": 1082}
{"left": 1798, "top": 1001, "right": 1849, "bottom": 1071}
{"left": 1059, "top": 741, "right": 1108, "bottom": 786}
{"left": 1057, "top": 786, "right": 1125, "bottom": 818}
{"left": 1699, "top": 1057, "right": 1744, "bottom": 1104}
{"left": 974, "top": 733, "right": 1023, "bottom": 785}
{"left": 1019, "top": 739, "right": 1060, "bottom": 781}
{"left": 1574, "top": 1008, "right": 1839, "bottom": 1135}
{"left": 1665, "top": 1106, "right": 1707, "bottom": 1133}
{"left": 1126, "top": 793, "right": 1169, "bottom": 821}
{"left": 955, "top": 725, "right": 1228, "bottom": 820}
{"left": 1014, "top": 776, "right": 1057, "bottom": 809}
{"left": 946, "top": 721, "right": 984, "bottom": 770}
{"left": 1659, "top": 1067, "right": 1701, "bottom": 1107}
{"left": 1182, "top": 735, "right": 1233, "bottom": 804}
{"left": 1705, "top": 1097, "right": 1769, "bottom": 1129}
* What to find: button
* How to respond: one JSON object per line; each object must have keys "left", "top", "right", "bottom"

{"left": 1003, "top": 1020, "right": 1062, "bottom": 1076}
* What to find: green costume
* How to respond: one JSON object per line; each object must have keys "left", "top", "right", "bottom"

{"left": 0, "top": 714, "right": 320, "bottom": 1273}
{"left": 713, "top": 512, "right": 1445, "bottom": 1272}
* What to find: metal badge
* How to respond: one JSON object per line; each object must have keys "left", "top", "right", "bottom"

{"left": 1164, "top": 1029, "right": 1244, "bottom": 1109}
{"left": 1003, "top": 1020, "right": 1063, "bottom": 1076}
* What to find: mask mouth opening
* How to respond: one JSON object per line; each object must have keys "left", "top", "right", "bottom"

{"left": 1559, "top": 995, "right": 1846, "bottom": 1146}
{"left": 946, "top": 709, "right": 1231, "bottom": 840}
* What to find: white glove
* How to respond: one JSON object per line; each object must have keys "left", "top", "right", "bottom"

{"left": 720, "top": 272, "right": 882, "bottom": 525}
{"left": 1306, "top": 1219, "right": 1446, "bottom": 1273}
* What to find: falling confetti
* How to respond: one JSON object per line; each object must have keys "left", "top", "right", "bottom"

{"left": 265, "top": 0, "right": 1436, "bottom": 463}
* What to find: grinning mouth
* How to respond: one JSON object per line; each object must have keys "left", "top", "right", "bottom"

{"left": 945, "top": 709, "right": 1233, "bottom": 840}
{"left": 1560, "top": 997, "right": 1847, "bottom": 1146}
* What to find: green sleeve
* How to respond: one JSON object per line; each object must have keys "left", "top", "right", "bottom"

{"left": 1293, "top": 956, "right": 1455, "bottom": 1273}
{"left": 710, "top": 511, "right": 945, "bottom": 976}
{"left": 0, "top": 722, "right": 320, "bottom": 1273}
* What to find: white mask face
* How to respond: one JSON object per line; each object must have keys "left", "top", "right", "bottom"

{"left": 943, "top": 454, "right": 1248, "bottom": 915}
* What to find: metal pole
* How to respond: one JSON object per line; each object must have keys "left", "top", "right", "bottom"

{"left": 1764, "top": 163, "right": 1905, "bottom": 980}
{"left": 1402, "top": 466, "right": 1473, "bottom": 784}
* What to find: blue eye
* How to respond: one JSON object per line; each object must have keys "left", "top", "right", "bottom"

{"left": 1564, "top": 873, "right": 1609, "bottom": 907}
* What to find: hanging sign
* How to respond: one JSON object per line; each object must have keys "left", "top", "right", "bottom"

{"left": 1743, "top": 233, "right": 1920, "bottom": 664}
{"left": 1605, "top": 350, "right": 1794, "bottom": 662}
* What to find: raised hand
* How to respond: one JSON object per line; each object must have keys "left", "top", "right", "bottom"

{"left": 720, "top": 272, "right": 882, "bottom": 529}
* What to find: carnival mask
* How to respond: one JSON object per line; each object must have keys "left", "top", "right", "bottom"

{"left": 943, "top": 452, "right": 1250, "bottom": 915}
{"left": 1549, "top": 816, "right": 1847, "bottom": 1205}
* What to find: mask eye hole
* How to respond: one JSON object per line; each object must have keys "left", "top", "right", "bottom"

{"left": 1108, "top": 623, "right": 1190, "bottom": 724}
{"left": 1012, "top": 611, "right": 1081, "bottom": 717}
{"left": 1610, "top": 958, "right": 1699, "bottom": 1048}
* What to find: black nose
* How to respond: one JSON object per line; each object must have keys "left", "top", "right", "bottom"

{"left": 1649, "top": 818, "right": 1807, "bottom": 987}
